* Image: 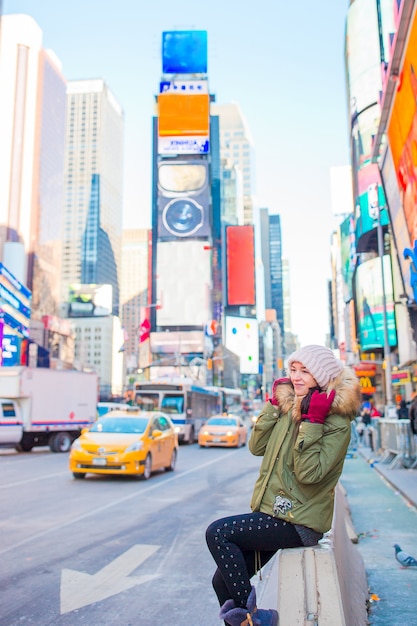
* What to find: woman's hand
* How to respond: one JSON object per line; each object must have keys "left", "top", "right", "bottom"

{"left": 269, "top": 377, "right": 291, "bottom": 406}
{"left": 302, "top": 389, "right": 336, "bottom": 424}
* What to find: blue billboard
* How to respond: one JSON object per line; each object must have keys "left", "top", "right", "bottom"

{"left": 162, "top": 31, "right": 207, "bottom": 74}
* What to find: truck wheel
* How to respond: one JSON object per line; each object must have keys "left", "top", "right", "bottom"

{"left": 50, "top": 432, "right": 72, "bottom": 453}
{"left": 73, "top": 472, "right": 86, "bottom": 479}
{"left": 139, "top": 454, "right": 152, "bottom": 480}
{"left": 15, "top": 441, "right": 33, "bottom": 452}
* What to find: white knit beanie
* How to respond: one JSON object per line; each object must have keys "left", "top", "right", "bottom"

{"left": 287, "top": 345, "right": 344, "bottom": 388}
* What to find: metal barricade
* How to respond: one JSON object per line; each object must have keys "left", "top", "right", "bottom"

{"left": 377, "top": 419, "right": 417, "bottom": 468}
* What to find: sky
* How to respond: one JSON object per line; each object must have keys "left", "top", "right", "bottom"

{"left": 3, "top": 0, "right": 351, "bottom": 348}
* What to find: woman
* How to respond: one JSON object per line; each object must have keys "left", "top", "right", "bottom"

{"left": 206, "top": 344, "right": 361, "bottom": 626}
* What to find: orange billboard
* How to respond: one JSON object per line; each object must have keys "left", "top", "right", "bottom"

{"left": 158, "top": 93, "right": 210, "bottom": 136}
{"left": 387, "top": 13, "right": 417, "bottom": 245}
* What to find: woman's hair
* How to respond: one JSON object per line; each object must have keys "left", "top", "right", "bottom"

{"left": 300, "top": 385, "right": 322, "bottom": 415}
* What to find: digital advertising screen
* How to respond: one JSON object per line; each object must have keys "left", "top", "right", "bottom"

{"left": 157, "top": 160, "right": 210, "bottom": 239}
{"left": 340, "top": 213, "right": 356, "bottom": 302}
{"left": 158, "top": 93, "right": 210, "bottom": 141}
{"left": 380, "top": 145, "right": 413, "bottom": 300}
{"left": 68, "top": 284, "right": 113, "bottom": 317}
{"left": 387, "top": 12, "right": 417, "bottom": 247}
{"left": 226, "top": 226, "right": 255, "bottom": 306}
{"left": 156, "top": 240, "right": 211, "bottom": 327}
{"left": 162, "top": 31, "right": 208, "bottom": 74}
{"left": 224, "top": 316, "right": 259, "bottom": 375}
{"left": 354, "top": 162, "right": 389, "bottom": 241}
{"left": 346, "top": 0, "right": 395, "bottom": 169}
{"left": 355, "top": 256, "right": 397, "bottom": 351}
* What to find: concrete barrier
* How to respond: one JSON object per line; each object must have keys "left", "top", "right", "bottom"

{"left": 254, "top": 483, "right": 368, "bottom": 625}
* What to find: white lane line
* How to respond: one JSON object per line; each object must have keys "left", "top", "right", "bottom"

{"left": 0, "top": 450, "right": 239, "bottom": 556}
{"left": 0, "top": 472, "right": 68, "bottom": 488}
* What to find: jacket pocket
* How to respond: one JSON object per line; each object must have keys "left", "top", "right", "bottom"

{"left": 281, "top": 467, "right": 308, "bottom": 504}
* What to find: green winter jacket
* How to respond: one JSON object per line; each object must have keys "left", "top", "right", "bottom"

{"left": 249, "top": 367, "right": 361, "bottom": 534}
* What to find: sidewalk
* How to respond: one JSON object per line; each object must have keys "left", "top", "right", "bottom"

{"left": 340, "top": 447, "right": 417, "bottom": 626}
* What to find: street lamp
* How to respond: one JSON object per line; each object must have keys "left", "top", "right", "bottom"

{"left": 376, "top": 206, "right": 396, "bottom": 417}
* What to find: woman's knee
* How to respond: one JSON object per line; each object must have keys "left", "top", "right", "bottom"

{"left": 206, "top": 517, "right": 225, "bottom": 546}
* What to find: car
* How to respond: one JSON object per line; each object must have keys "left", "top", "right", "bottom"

{"left": 198, "top": 414, "right": 247, "bottom": 448}
{"left": 97, "top": 401, "right": 131, "bottom": 417}
{"left": 69, "top": 409, "right": 178, "bottom": 480}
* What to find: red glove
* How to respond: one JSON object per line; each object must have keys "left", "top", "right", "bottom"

{"left": 302, "top": 389, "right": 336, "bottom": 424}
{"left": 270, "top": 378, "right": 291, "bottom": 406}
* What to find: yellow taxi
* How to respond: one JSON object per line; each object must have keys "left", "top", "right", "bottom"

{"left": 198, "top": 414, "right": 247, "bottom": 448}
{"left": 69, "top": 409, "right": 178, "bottom": 480}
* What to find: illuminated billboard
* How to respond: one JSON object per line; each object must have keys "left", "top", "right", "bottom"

{"left": 157, "top": 78, "right": 210, "bottom": 154}
{"left": 225, "top": 316, "right": 259, "bottom": 374}
{"left": 150, "top": 330, "right": 205, "bottom": 354}
{"left": 162, "top": 31, "right": 208, "bottom": 74}
{"left": 68, "top": 284, "right": 112, "bottom": 317}
{"left": 157, "top": 92, "right": 210, "bottom": 155}
{"left": 0, "top": 263, "right": 31, "bottom": 339}
{"left": 380, "top": 146, "right": 413, "bottom": 299}
{"left": 157, "top": 160, "right": 210, "bottom": 239}
{"left": 346, "top": 0, "right": 395, "bottom": 169}
{"left": 339, "top": 213, "right": 356, "bottom": 302}
{"left": 158, "top": 93, "right": 210, "bottom": 137}
{"left": 387, "top": 13, "right": 417, "bottom": 247}
{"left": 354, "top": 163, "right": 389, "bottom": 243}
{"left": 156, "top": 241, "right": 211, "bottom": 327}
{"left": 355, "top": 256, "right": 397, "bottom": 351}
{"left": 226, "top": 226, "right": 255, "bottom": 306}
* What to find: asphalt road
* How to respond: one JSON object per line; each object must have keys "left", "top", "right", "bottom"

{"left": 0, "top": 443, "right": 262, "bottom": 626}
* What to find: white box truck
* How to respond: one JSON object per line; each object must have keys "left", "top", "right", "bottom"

{"left": 0, "top": 367, "right": 98, "bottom": 452}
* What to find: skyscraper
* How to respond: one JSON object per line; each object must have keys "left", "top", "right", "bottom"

{"left": 211, "top": 102, "right": 255, "bottom": 224}
{"left": 62, "top": 79, "right": 124, "bottom": 315}
{"left": 0, "top": 14, "right": 66, "bottom": 317}
{"left": 259, "top": 209, "right": 285, "bottom": 351}
{"left": 269, "top": 214, "right": 285, "bottom": 344}
{"left": 120, "top": 228, "right": 149, "bottom": 373}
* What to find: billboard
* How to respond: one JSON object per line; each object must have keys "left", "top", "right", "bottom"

{"left": 150, "top": 330, "right": 205, "bottom": 354}
{"left": 340, "top": 213, "right": 356, "bottom": 302}
{"left": 156, "top": 240, "right": 211, "bottom": 327}
{"left": 355, "top": 162, "right": 389, "bottom": 242}
{"left": 225, "top": 316, "right": 259, "bottom": 374}
{"left": 158, "top": 93, "right": 210, "bottom": 136}
{"left": 380, "top": 145, "right": 413, "bottom": 299}
{"left": 68, "top": 284, "right": 113, "bottom": 317}
{"left": 0, "top": 263, "right": 31, "bottom": 339}
{"left": 386, "top": 13, "right": 417, "bottom": 246}
{"left": 226, "top": 226, "right": 255, "bottom": 306}
{"left": 346, "top": 0, "right": 394, "bottom": 168}
{"left": 355, "top": 256, "right": 397, "bottom": 351}
{"left": 157, "top": 159, "right": 210, "bottom": 239}
{"left": 162, "top": 31, "right": 207, "bottom": 74}
{"left": 157, "top": 92, "right": 210, "bottom": 155}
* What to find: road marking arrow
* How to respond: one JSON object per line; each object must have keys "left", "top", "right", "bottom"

{"left": 60, "top": 544, "right": 160, "bottom": 614}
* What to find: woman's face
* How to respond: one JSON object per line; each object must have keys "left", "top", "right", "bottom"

{"left": 290, "top": 361, "right": 317, "bottom": 396}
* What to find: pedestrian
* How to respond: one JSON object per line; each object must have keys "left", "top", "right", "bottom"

{"left": 360, "top": 400, "right": 372, "bottom": 426}
{"left": 206, "top": 345, "right": 361, "bottom": 626}
{"left": 397, "top": 399, "right": 409, "bottom": 420}
{"left": 409, "top": 393, "right": 417, "bottom": 435}
{"left": 356, "top": 416, "right": 365, "bottom": 443}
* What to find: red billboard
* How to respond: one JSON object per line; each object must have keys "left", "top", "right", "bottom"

{"left": 226, "top": 225, "right": 255, "bottom": 306}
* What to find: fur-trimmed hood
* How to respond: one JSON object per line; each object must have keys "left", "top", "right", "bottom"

{"left": 274, "top": 367, "right": 361, "bottom": 423}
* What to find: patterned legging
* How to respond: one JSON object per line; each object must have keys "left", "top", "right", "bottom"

{"left": 206, "top": 512, "right": 303, "bottom": 609}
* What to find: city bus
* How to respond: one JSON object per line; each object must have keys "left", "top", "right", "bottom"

{"left": 205, "top": 386, "right": 243, "bottom": 414}
{"left": 133, "top": 378, "right": 222, "bottom": 443}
